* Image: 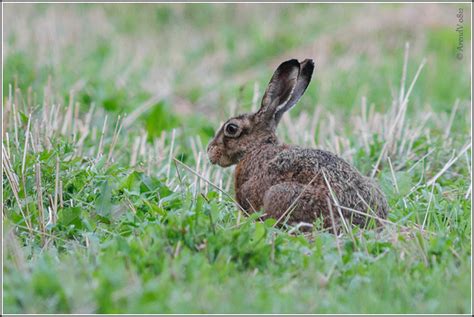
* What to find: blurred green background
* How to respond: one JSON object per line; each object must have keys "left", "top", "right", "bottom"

{"left": 4, "top": 3, "right": 471, "bottom": 138}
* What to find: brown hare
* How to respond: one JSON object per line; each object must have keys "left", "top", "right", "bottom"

{"left": 207, "top": 59, "right": 388, "bottom": 229}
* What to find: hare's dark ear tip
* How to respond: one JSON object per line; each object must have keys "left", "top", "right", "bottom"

{"left": 301, "top": 58, "right": 315, "bottom": 69}
{"left": 300, "top": 58, "right": 315, "bottom": 77}
{"left": 280, "top": 59, "right": 300, "bottom": 69}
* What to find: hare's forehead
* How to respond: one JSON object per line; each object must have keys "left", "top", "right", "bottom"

{"left": 224, "top": 114, "right": 253, "bottom": 127}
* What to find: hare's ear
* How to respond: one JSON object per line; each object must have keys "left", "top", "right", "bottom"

{"left": 274, "top": 59, "right": 314, "bottom": 123}
{"left": 257, "top": 59, "right": 314, "bottom": 125}
{"left": 257, "top": 59, "right": 300, "bottom": 122}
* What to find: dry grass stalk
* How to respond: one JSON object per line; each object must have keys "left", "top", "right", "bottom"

{"left": 96, "top": 114, "right": 108, "bottom": 160}
{"left": 5, "top": 132, "right": 12, "bottom": 158}
{"left": 21, "top": 114, "right": 31, "bottom": 176}
{"left": 47, "top": 197, "right": 56, "bottom": 227}
{"left": 327, "top": 197, "right": 342, "bottom": 256}
{"left": 61, "top": 90, "right": 74, "bottom": 135}
{"left": 398, "top": 42, "right": 410, "bottom": 109}
{"left": 2, "top": 145, "right": 32, "bottom": 232}
{"left": 465, "top": 183, "right": 471, "bottom": 200}
{"left": 107, "top": 115, "right": 123, "bottom": 163}
{"left": 11, "top": 99, "right": 20, "bottom": 149}
{"left": 444, "top": 99, "right": 459, "bottom": 140}
{"left": 29, "top": 130, "right": 37, "bottom": 154}
{"left": 72, "top": 101, "right": 80, "bottom": 142}
{"left": 387, "top": 156, "right": 399, "bottom": 194}
{"left": 421, "top": 184, "right": 436, "bottom": 230}
{"left": 193, "top": 152, "right": 202, "bottom": 200}
{"left": 76, "top": 102, "right": 96, "bottom": 155}
{"left": 53, "top": 156, "right": 60, "bottom": 220}
{"left": 166, "top": 129, "right": 177, "bottom": 185}
{"left": 3, "top": 88, "right": 12, "bottom": 139}
{"left": 35, "top": 160, "right": 46, "bottom": 235}
{"left": 59, "top": 180, "right": 64, "bottom": 208}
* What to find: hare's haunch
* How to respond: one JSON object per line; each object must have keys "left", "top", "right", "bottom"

{"left": 207, "top": 59, "right": 388, "bottom": 228}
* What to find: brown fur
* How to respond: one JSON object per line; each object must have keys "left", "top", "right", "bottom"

{"left": 207, "top": 59, "right": 388, "bottom": 229}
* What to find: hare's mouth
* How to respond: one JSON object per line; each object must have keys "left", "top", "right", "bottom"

{"left": 208, "top": 156, "right": 219, "bottom": 165}
{"left": 209, "top": 156, "right": 233, "bottom": 168}
{"left": 216, "top": 159, "right": 233, "bottom": 168}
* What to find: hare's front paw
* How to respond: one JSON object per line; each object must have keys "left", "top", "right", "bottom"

{"left": 236, "top": 178, "right": 265, "bottom": 213}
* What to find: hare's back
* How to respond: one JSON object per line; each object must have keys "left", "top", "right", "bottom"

{"left": 268, "top": 146, "right": 363, "bottom": 185}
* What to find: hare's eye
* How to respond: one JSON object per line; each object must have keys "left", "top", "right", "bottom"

{"left": 225, "top": 123, "right": 239, "bottom": 135}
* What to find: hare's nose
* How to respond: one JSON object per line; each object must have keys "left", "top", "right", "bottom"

{"left": 206, "top": 143, "right": 213, "bottom": 155}
{"left": 207, "top": 138, "right": 219, "bottom": 153}
{"left": 207, "top": 144, "right": 219, "bottom": 165}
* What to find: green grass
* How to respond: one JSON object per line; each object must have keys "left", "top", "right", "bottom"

{"left": 2, "top": 3, "right": 472, "bottom": 314}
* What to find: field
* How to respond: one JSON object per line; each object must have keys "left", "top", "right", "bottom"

{"left": 2, "top": 3, "right": 472, "bottom": 314}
